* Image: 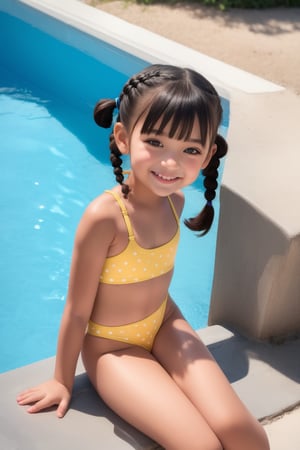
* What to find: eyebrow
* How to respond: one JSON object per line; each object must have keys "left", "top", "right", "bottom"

{"left": 187, "top": 138, "right": 204, "bottom": 144}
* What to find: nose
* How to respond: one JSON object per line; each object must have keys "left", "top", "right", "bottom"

{"left": 161, "top": 154, "right": 178, "bottom": 168}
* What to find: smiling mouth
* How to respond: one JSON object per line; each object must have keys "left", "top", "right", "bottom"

{"left": 151, "top": 171, "right": 182, "bottom": 183}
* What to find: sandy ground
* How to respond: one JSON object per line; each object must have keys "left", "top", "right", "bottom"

{"left": 84, "top": 1, "right": 300, "bottom": 95}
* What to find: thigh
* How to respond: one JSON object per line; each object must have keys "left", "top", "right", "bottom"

{"left": 152, "top": 301, "right": 269, "bottom": 450}
{"left": 84, "top": 345, "right": 221, "bottom": 450}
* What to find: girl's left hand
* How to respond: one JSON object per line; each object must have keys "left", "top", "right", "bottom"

{"left": 16, "top": 379, "right": 71, "bottom": 418}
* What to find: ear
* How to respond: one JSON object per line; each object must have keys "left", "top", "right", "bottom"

{"left": 114, "top": 122, "right": 130, "bottom": 155}
{"left": 202, "top": 143, "right": 217, "bottom": 169}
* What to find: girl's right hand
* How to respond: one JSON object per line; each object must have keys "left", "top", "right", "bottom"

{"left": 16, "top": 379, "right": 71, "bottom": 418}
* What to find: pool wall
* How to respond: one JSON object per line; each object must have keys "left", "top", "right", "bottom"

{"left": 2, "top": 0, "right": 300, "bottom": 341}
{"left": 210, "top": 89, "right": 300, "bottom": 340}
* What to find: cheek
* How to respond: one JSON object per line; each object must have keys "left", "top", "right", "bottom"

{"left": 181, "top": 158, "right": 206, "bottom": 185}
{"left": 186, "top": 158, "right": 204, "bottom": 177}
{"left": 130, "top": 143, "right": 154, "bottom": 166}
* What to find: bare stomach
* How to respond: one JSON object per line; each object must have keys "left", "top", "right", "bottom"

{"left": 89, "top": 271, "right": 174, "bottom": 327}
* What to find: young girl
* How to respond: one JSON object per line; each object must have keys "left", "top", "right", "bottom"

{"left": 17, "top": 64, "right": 269, "bottom": 450}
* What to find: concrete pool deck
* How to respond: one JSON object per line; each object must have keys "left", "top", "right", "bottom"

{"left": 1, "top": 1, "right": 300, "bottom": 448}
{"left": 1, "top": 325, "right": 300, "bottom": 449}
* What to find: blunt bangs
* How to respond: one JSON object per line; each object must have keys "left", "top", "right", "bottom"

{"left": 140, "top": 83, "right": 218, "bottom": 144}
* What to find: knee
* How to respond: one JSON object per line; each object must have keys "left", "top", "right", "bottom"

{"left": 197, "top": 437, "right": 222, "bottom": 450}
{"left": 217, "top": 414, "right": 270, "bottom": 450}
{"left": 163, "top": 427, "right": 222, "bottom": 450}
{"left": 203, "top": 440, "right": 223, "bottom": 450}
{"left": 185, "top": 433, "right": 222, "bottom": 450}
{"left": 184, "top": 439, "right": 222, "bottom": 450}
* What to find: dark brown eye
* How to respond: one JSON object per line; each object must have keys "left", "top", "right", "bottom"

{"left": 184, "top": 147, "right": 200, "bottom": 155}
{"left": 146, "top": 139, "right": 163, "bottom": 147}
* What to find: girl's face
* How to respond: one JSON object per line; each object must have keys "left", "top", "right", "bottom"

{"left": 114, "top": 115, "right": 216, "bottom": 197}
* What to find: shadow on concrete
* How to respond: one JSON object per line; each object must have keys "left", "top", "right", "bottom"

{"left": 147, "top": 2, "right": 300, "bottom": 35}
{"left": 206, "top": 331, "right": 300, "bottom": 383}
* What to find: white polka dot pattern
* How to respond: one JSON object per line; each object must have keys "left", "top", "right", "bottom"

{"left": 87, "top": 296, "right": 168, "bottom": 351}
{"left": 100, "top": 243, "right": 178, "bottom": 284}
{"left": 100, "top": 190, "right": 180, "bottom": 285}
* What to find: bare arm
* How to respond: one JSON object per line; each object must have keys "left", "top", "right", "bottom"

{"left": 17, "top": 197, "right": 115, "bottom": 417}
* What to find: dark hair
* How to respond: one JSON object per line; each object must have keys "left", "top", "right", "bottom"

{"left": 94, "top": 64, "right": 228, "bottom": 236}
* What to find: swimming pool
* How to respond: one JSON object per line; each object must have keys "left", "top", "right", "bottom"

{"left": 0, "top": 0, "right": 229, "bottom": 373}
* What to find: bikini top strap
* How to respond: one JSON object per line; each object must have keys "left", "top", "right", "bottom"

{"left": 167, "top": 195, "right": 180, "bottom": 225}
{"left": 105, "top": 190, "right": 135, "bottom": 240}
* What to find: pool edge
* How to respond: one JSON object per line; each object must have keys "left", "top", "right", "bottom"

{"left": 3, "top": 0, "right": 284, "bottom": 95}
{"left": 1, "top": 326, "right": 300, "bottom": 449}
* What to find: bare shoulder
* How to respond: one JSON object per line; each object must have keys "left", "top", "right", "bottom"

{"left": 170, "top": 190, "right": 185, "bottom": 218}
{"left": 84, "top": 191, "right": 118, "bottom": 219}
{"left": 75, "top": 191, "right": 119, "bottom": 246}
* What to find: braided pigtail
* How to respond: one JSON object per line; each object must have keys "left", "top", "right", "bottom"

{"left": 108, "top": 130, "right": 130, "bottom": 198}
{"left": 184, "top": 134, "right": 228, "bottom": 236}
{"left": 94, "top": 98, "right": 130, "bottom": 197}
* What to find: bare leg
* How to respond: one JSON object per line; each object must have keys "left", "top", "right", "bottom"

{"left": 83, "top": 344, "right": 222, "bottom": 450}
{"left": 152, "top": 301, "right": 270, "bottom": 450}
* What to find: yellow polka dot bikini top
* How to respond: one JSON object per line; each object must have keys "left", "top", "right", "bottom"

{"left": 99, "top": 190, "right": 180, "bottom": 284}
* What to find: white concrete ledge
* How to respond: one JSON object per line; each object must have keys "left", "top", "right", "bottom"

{"left": 1, "top": 326, "right": 300, "bottom": 449}
{"left": 3, "top": 0, "right": 284, "bottom": 95}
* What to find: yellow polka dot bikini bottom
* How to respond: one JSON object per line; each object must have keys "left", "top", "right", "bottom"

{"left": 87, "top": 296, "right": 168, "bottom": 351}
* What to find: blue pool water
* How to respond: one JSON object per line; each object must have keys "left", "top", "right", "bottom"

{"left": 0, "top": 3, "right": 229, "bottom": 373}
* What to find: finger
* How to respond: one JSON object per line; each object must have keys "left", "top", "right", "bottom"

{"left": 27, "top": 396, "right": 57, "bottom": 414}
{"left": 17, "top": 390, "right": 45, "bottom": 406}
{"left": 56, "top": 398, "right": 69, "bottom": 418}
{"left": 17, "top": 388, "right": 40, "bottom": 402}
